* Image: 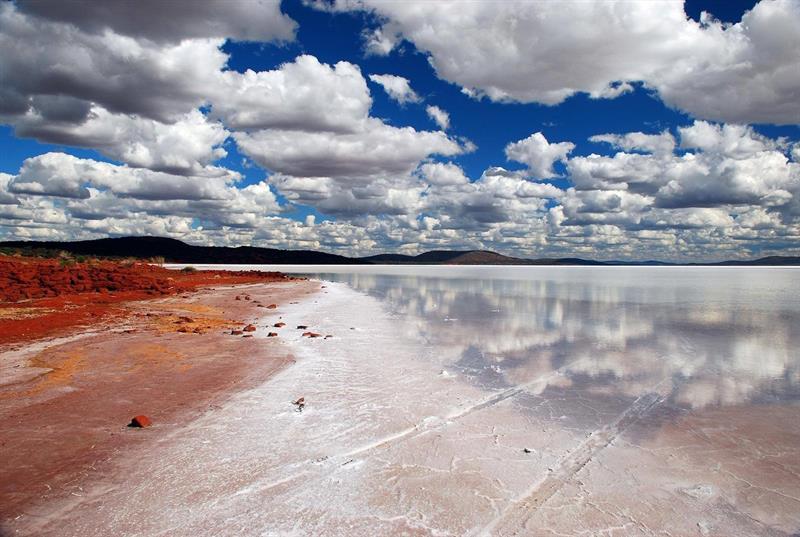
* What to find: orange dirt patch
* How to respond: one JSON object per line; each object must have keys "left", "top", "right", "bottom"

{"left": 0, "top": 255, "right": 294, "bottom": 345}
{"left": 0, "top": 280, "right": 313, "bottom": 525}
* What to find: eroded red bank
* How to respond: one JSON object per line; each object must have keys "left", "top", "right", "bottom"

{"left": 0, "top": 255, "right": 290, "bottom": 344}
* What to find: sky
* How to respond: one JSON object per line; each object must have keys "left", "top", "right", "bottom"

{"left": 1, "top": 0, "right": 799, "bottom": 261}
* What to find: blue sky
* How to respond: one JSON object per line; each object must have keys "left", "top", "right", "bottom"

{"left": 1, "top": 0, "right": 799, "bottom": 260}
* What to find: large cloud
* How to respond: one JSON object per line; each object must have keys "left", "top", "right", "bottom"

{"left": 213, "top": 56, "right": 372, "bottom": 133}
{"left": 8, "top": 153, "right": 242, "bottom": 201}
{"left": 505, "top": 132, "right": 575, "bottom": 179}
{"left": 18, "top": 0, "right": 297, "bottom": 43}
{"left": 572, "top": 121, "right": 800, "bottom": 211}
{"left": 234, "top": 118, "right": 466, "bottom": 178}
{"left": 0, "top": 3, "right": 225, "bottom": 122}
{"left": 324, "top": 0, "right": 800, "bottom": 124}
{"left": 12, "top": 107, "right": 229, "bottom": 176}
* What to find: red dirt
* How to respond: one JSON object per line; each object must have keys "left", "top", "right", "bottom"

{"left": 0, "top": 255, "right": 293, "bottom": 345}
{"left": 0, "top": 278, "right": 313, "bottom": 527}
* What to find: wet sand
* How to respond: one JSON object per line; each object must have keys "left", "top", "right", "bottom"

{"left": 0, "top": 278, "right": 317, "bottom": 531}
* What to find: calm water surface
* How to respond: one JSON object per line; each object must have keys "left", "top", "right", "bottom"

{"left": 285, "top": 266, "right": 800, "bottom": 411}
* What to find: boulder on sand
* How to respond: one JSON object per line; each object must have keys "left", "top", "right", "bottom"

{"left": 274, "top": 322, "right": 286, "bottom": 328}
{"left": 243, "top": 324, "right": 257, "bottom": 332}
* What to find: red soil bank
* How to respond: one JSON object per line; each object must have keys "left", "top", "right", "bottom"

{"left": 0, "top": 255, "right": 292, "bottom": 345}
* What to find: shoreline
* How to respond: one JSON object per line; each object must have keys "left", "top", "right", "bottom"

{"left": 3, "top": 266, "right": 799, "bottom": 535}
{"left": 0, "top": 277, "right": 319, "bottom": 530}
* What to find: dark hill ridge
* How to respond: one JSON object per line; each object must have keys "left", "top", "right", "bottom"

{"left": 1, "top": 236, "right": 798, "bottom": 266}
{"left": 0, "top": 236, "right": 359, "bottom": 265}
{"left": 362, "top": 250, "right": 530, "bottom": 264}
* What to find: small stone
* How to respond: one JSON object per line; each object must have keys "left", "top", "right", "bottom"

{"left": 266, "top": 303, "right": 278, "bottom": 309}
{"left": 128, "top": 415, "right": 151, "bottom": 428}
{"left": 230, "top": 329, "right": 243, "bottom": 335}
{"left": 267, "top": 332, "right": 278, "bottom": 337}
{"left": 235, "top": 295, "right": 241, "bottom": 301}
{"left": 324, "top": 335, "right": 333, "bottom": 339}
{"left": 178, "top": 316, "right": 193, "bottom": 323}
{"left": 244, "top": 295, "right": 251, "bottom": 301}
{"left": 243, "top": 324, "right": 257, "bottom": 332}
{"left": 523, "top": 448, "right": 532, "bottom": 454}
{"left": 297, "top": 325, "right": 308, "bottom": 330}
{"left": 274, "top": 322, "right": 286, "bottom": 328}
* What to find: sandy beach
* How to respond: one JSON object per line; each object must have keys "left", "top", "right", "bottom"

{"left": 0, "top": 259, "right": 317, "bottom": 533}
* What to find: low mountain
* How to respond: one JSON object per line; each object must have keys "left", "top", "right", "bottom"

{"left": 361, "top": 250, "right": 530, "bottom": 264}
{"left": 0, "top": 236, "right": 361, "bottom": 265}
{"left": 2, "top": 237, "right": 798, "bottom": 266}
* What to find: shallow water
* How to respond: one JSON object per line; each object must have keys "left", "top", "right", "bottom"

{"left": 285, "top": 266, "right": 800, "bottom": 411}
{"left": 49, "top": 266, "right": 800, "bottom": 535}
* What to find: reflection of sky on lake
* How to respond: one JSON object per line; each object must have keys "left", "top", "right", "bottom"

{"left": 294, "top": 266, "right": 800, "bottom": 411}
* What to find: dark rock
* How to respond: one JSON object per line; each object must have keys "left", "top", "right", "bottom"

{"left": 267, "top": 332, "right": 278, "bottom": 337}
{"left": 297, "top": 325, "right": 308, "bottom": 330}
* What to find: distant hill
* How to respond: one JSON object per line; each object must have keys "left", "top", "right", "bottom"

{"left": 707, "top": 256, "right": 800, "bottom": 266}
{"left": 361, "top": 250, "right": 604, "bottom": 265}
{"left": 1, "top": 237, "right": 798, "bottom": 266}
{"left": 0, "top": 236, "right": 360, "bottom": 265}
{"left": 361, "top": 250, "right": 530, "bottom": 265}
